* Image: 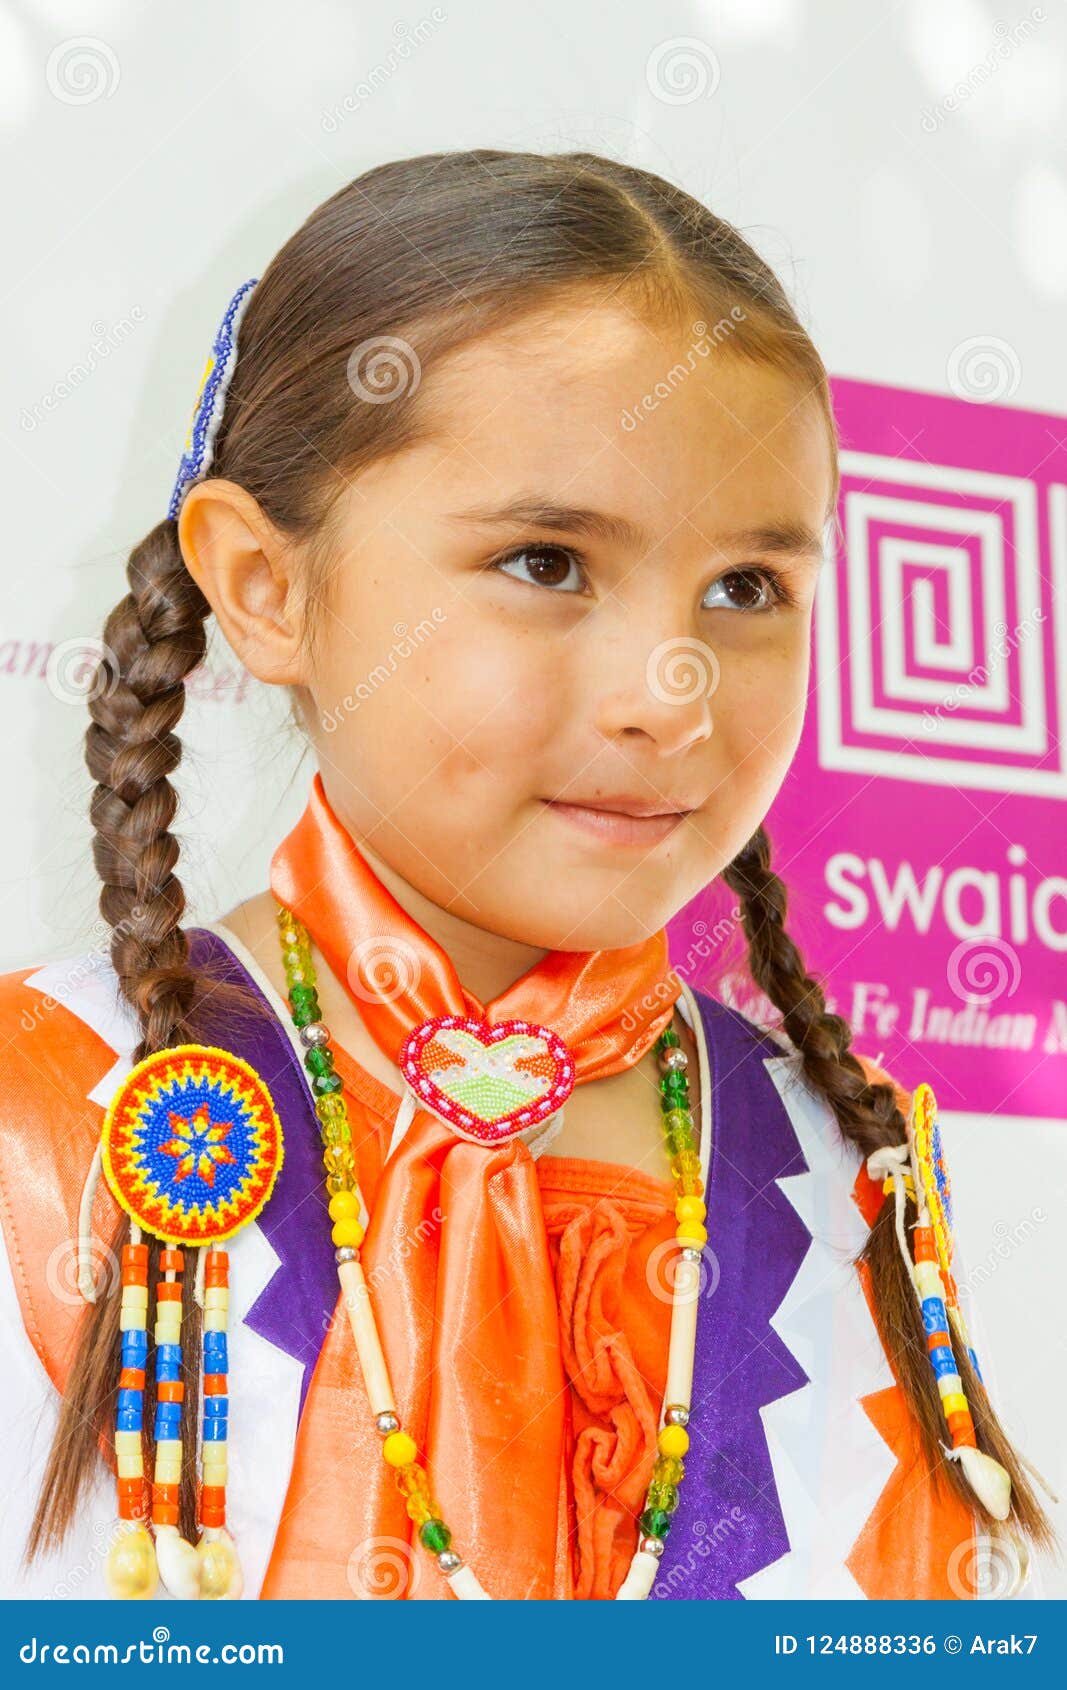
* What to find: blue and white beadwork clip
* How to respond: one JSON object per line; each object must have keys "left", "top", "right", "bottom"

{"left": 167, "top": 277, "right": 259, "bottom": 521}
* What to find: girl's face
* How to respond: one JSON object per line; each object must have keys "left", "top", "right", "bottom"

{"left": 303, "top": 300, "right": 834, "bottom": 952}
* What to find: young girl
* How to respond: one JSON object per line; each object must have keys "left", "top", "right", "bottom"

{"left": 0, "top": 149, "right": 1050, "bottom": 1603}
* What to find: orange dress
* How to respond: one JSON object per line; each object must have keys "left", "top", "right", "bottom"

{"left": 329, "top": 1041, "right": 677, "bottom": 1601}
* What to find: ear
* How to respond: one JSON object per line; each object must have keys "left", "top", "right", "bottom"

{"left": 177, "top": 480, "right": 307, "bottom": 686}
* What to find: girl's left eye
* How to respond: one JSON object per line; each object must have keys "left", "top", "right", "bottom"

{"left": 490, "top": 545, "right": 588, "bottom": 594}
{"left": 702, "top": 567, "right": 798, "bottom": 613}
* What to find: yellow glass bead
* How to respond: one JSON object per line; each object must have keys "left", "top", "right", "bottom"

{"left": 204, "top": 1287, "right": 229, "bottom": 1311}
{"left": 383, "top": 1432, "right": 418, "bottom": 1468}
{"left": 322, "top": 1118, "right": 352, "bottom": 1146}
{"left": 676, "top": 1221, "right": 708, "bottom": 1246}
{"left": 316, "top": 1095, "right": 348, "bottom": 1123}
{"left": 675, "top": 1195, "right": 706, "bottom": 1224}
{"left": 404, "top": 1490, "right": 441, "bottom": 1526}
{"left": 119, "top": 1308, "right": 147, "bottom": 1332}
{"left": 323, "top": 1145, "right": 349, "bottom": 1174}
{"left": 203, "top": 1308, "right": 227, "bottom": 1332}
{"left": 326, "top": 1173, "right": 348, "bottom": 1196}
{"left": 657, "top": 1424, "right": 690, "bottom": 1459}
{"left": 275, "top": 904, "right": 295, "bottom": 928}
{"left": 115, "top": 1430, "right": 143, "bottom": 1457}
{"left": 394, "top": 1463, "right": 431, "bottom": 1500}
{"left": 329, "top": 1190, "right": 360, "bottom": 1221}
{"left": 121, "top": 1285, "right": 149, "bottom": 1308}
{"left": 105, "top": 1521, "right": 158, "bottom": 1600}
{"left": 331, "top": 1217, "right": 365, "bottom": 1248}
{"left": 117, "top": 1454, "right": 144, "bottom": 1479}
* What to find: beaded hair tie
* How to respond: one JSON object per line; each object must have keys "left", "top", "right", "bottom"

{"left": 79, "top": 1044, "right": 284, "bottom": 1599}
{"left": 869, "top": 1084, "right": 1011, "bottom": 1522}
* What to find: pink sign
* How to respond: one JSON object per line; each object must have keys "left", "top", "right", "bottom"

{"left": 671, "top": 375, "right": 1067, "bottom": 1119}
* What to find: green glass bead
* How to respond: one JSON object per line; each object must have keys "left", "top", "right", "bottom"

{"left": 290, "top": 1005, "right": 316, "bottom": 1029}
{"left": 288, "top": 983, "right": 318, "bottom": 1006}
{"left": 646, "top": 1481, "right": 680, "bottom": 1514}
{"left": 661, "top": 1072, "right": 689, "bottom": 1103}
{"left": 305, "top": 1045, "right": 335, "bottom": 1079}
{"left": 656, "top": 1026, "right": 681, "bottom": 1051}
{"left": 419, "top": 1518, "right": 452, "bottom": 1554}
{"left": 639, "top": 1507, "right": 673, "bottom": 1540}
{"left": 313, "top": 1071, "right": 344, "bottom": 1096}
{"left": 652, "top": 1454, "right": 684, "bottom": 1486}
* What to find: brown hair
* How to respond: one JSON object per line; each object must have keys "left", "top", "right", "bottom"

{"left": 28, "top": 148, "right": 1049, "bottom": 1567}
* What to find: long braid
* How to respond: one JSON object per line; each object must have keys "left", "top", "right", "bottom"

{"left": 28, "top": 520, "right": 266, "bottom": 1557}
{"left": 721, "top": 827, "right": 1050, "bottom": 1543}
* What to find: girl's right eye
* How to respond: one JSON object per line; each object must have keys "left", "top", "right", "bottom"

{"left": 490, "top": 544, "right": 588, "bottom": 594}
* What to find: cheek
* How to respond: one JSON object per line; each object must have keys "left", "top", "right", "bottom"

{"left": 713, "top": 630, "right": 811, "bottom": 794}
{"left": 321, "top": 619, "right": 565, "bottom": 812}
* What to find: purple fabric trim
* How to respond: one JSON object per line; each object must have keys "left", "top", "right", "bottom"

{"left": 187, "top": 928, "right": 340, "bottom": 1417}
{"left": 650, "top": 991, "right": 811, "bottom": 1600}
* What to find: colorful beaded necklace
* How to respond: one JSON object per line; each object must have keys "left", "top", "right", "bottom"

{"left": 276, "top": 900, "right": 707, "bottom": 1601}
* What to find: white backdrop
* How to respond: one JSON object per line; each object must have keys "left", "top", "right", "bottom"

{"left": 3, "top": 0, "right": 1065, "bottom": 1595}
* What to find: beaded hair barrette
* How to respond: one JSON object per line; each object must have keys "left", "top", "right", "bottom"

{"left": 167, "top": 276, "right": 258, "bottom": 521}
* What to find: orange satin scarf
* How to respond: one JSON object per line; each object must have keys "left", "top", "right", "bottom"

{"left": 269, "top": 771, "right": 681, "bottom": 1597}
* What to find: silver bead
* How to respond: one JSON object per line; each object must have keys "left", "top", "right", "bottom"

{"left": 375, "top": 1412, "right": 399, "bottom": 1435}
{"left": 659, "top": 1046, "right": 688, "bottom": 1073}
{"left": 680, "top": 1246, "right": 702, "bottom": 1263}
{"left": 335, "top": 1245, "right": 358, "bottom": 1264}
{"left": 639, "top": 1534, "right": 666, "bottom": 1558}
{"left": 437, "top": 1550, "right": 463, "bottom": 1572}
{"left": 300, "top": 1021, "right": 330, "bottom": 1047}
{"left": 664, "top": 1403, "right": 690, "bottom": 1427}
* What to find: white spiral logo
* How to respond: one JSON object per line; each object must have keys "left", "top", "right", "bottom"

{"left": 152, "top": 1626, "right": 170, "bottom": 1644}
{"left": 346, "top": 1534, "right": 421, "bottom": 1598}
{"left": 346, "top": 336, "right": 421, "bottom": 405}
{"left": 46, "top": 636, "right": 119, "bottom": 704}
{"left": 646, "top": 38, "right": 721, "bottom": 105}
{"left": 946, "top": 336, "right": 1021, "bottom": 403}
{"left": 646, "top": 637, "right": 720, "bottom": 707}
{"left": 347, "top": 934, "right": 422, "bottom": 1004}
{"left": 45, "top": 1236, "right": 120, "bottom": 1307}
{"left": 46, "top": 38, "right": 121, "bottom": 105}
{"left": 946, "top": 936, "right": 1021, "bottom": 1006}
{"left": 947, "top": 1531, "right": 1025, "bottom": 1599}
{"left": 645, "top": 1239, "right": 720, "bottom": 1307}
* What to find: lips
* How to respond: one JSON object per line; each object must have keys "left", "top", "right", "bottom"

{"left": 544, "top": 795, "right": 693, "bottom": 847}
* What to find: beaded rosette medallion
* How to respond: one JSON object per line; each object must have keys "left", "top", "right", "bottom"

{"left": 95, "top": 1044, "right": 284, "bottom": 1601}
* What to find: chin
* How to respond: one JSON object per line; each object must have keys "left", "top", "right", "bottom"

{"left": 494, "top": 888, "right": 680, "bottom": 954}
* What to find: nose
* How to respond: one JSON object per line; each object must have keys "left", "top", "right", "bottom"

{"left": 592, "top": 633, "right": 719, "bottom": 755}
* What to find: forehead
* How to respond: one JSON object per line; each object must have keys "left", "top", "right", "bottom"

{"left": 410, "top": 299, "right": 835, "bottom": 541}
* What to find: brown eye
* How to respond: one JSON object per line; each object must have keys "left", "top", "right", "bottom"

{"left": 493, "top": 545, "right": 586, "bottom": 593}
{"left": 702, "top": 567, "right": 796, "bottom": 612}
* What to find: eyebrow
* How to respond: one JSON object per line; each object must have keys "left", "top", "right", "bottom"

{"left": 448, "top": 497, "right": 827, "bottom": 563}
